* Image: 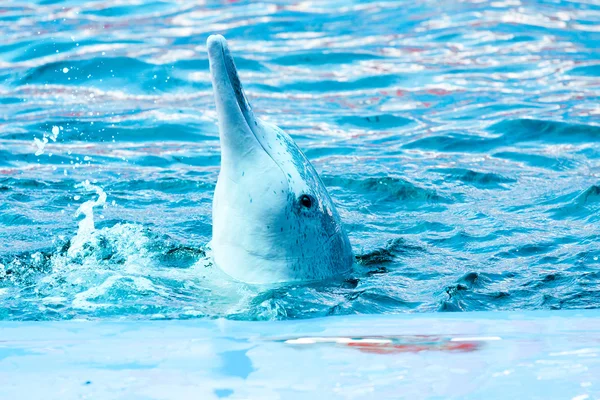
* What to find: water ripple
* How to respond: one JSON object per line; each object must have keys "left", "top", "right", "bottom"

{"left": 0, "top": 0, "right": 599, "bottom": 321}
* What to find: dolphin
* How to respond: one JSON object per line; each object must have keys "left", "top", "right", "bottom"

{"left": 206, "top": 35, "right": 354, "bottom": 284}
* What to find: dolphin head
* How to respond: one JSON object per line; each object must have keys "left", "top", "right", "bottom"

{"left": 207, "top": 35, "right": 353, "bottom": 284}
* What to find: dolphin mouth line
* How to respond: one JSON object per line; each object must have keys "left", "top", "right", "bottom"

{"left": 220, "top": 44, "right": 256, "bottom": 137}
{"left": 210, "top": 36, "right": 285, "bottom": 180}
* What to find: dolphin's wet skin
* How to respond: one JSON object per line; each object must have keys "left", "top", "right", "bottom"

{"left": 208, "top": 34, "right": 353, "bottom": 284}
{"left": 0, "top": 0, "right": 599, "bottom": 325}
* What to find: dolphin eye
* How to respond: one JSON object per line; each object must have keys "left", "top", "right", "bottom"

{"left": 299, "top": 194, "right": 314, "bottom": 209}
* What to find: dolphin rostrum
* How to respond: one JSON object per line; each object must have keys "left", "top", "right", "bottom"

{"left": 207, "top": 35, "right": 353, "bottom": 284}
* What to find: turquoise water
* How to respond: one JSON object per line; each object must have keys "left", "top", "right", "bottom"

{"left": 0, "top": 0, "right": 599, "bottom": 321}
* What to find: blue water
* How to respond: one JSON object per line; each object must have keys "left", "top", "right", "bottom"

{"left": 0, "top": 0, "right": 599, "bottom": 321}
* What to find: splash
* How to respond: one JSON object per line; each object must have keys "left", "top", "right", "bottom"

{"left": 68, "top": 180, "right": 107, "bottom": 258}
{"left": 33, "top": 126, "right": 61, "bottom": 156}
{"left": 0, "top": 178, "right": 227, "bottom": 320}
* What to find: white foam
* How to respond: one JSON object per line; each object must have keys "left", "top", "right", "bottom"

{"left": 68, "top": 181, "right": 107, "bottom": 258}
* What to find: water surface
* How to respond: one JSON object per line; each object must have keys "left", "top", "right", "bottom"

{"left": 1, "top": 0, "right": 599, "bottom": 321}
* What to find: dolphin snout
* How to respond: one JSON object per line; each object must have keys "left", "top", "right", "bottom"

{"left": 207, "top": 35, "right": 261, "bottom": 164}
{"left": 207, "top": 34, "right": 227, "bottom": 58}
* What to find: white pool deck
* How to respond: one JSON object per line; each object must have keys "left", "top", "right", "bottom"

{"left": 1, "top": 310, "right": 599, "bottom": 399}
